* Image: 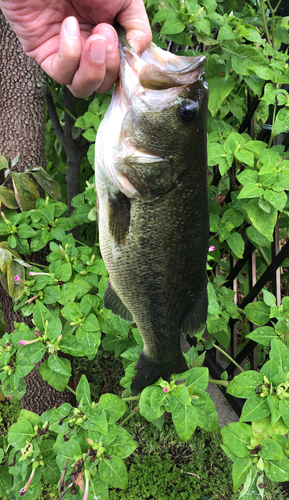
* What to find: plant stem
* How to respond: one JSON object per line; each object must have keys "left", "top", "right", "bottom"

{"left": 257, "top": 245, "right": 271, "bottom": 266}
{"left": 46, "top": 83, "right": 76, "bottom": 121}
{"left": 213, "top": 344, "right": 245, "bottom": 373}
{"left": 26, "top": 259, "right": 48, "bottom": 269}
{"left": 269, "top": 102, "right": 277, "bottom": 148}
{"left": 121, "top": 396, "right": 140, "bottom": 402}
{"left": 260, "top": 0, "right": 272, "bottom": 46}
{"left": 208, "top": 378, "right": 229, "bottom": 388}
{"left": 74, "top": 239, "right": 90, "bottom": 247}
{"left": 56, "top": 482, "right": 73, "bottom": 500}
{"left": 65, "top": 385, "right": 77, "bottom": 396}
{"left": 119, "top": 408, "right": 139, "bottom": 427}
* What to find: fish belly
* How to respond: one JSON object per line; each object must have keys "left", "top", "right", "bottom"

{"left": 95, "top": 158, "right": 208, "bottom": 394}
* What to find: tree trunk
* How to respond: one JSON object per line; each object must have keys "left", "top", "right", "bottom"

{"left": 0, "top": 10, "right": 75, "bottom": 413}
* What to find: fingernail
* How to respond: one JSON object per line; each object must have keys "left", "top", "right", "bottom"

{"left": 102, "top": 29, "right": 117, "bottom": 51}
{"left": 90, "top": 40, "right": 106, "bottom": 63}
{"left": 66, "top": 17, "right": 79, "bottom": 37}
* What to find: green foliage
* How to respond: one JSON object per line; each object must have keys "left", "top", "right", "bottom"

{"left": 1, "top": 0, "right": 289, "bottom": 499}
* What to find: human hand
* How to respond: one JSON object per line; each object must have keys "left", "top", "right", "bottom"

{"left": 0, "top": 0, "right": 152, "bottom": 97}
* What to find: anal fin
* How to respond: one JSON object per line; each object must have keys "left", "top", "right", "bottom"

{"left": 103, "top": 281, "right": 134, "bottom": 323}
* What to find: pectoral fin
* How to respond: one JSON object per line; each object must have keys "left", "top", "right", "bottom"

{"left": 180, "top": 284, "right": 208, "bottom": 338}
{"left": 108, "top": 191, "right": 131, "bottom": 245}
{"left": 118, "top": 155, "right": 178, "bottom": 202}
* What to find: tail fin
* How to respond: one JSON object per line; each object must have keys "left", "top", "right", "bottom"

{"left": 130, "top": 350, "right": 188, "bottom": 395}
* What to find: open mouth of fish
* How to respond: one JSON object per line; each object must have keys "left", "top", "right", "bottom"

{"left": 97, "top": 39, "right": 206, "bottom": 200}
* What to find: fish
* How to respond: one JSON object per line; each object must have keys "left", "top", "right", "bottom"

{"left": 95, "top": 33, "right": 209, "bottom": 395}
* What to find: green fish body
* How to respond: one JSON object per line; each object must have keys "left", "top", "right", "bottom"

{"left": 95, "top": 41, "right": 208, "bottom": 395}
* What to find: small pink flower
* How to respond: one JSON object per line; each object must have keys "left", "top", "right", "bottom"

{"left": 209, "top": 246, "right": 215, "bottom": 252}
{"left": 18, "top": 339, "right": 39, "bottom": 346}
{"left": 163, "top": 387, "right": 169, "bottom": 393}
{"left": 20, "top": 468, "right": 35, "bottom": 496}
{"left": 14, "top": 275, "right": 20, "bottom": 282}
{"left": 57, "top": 334, "right": 62, "bottom": 342}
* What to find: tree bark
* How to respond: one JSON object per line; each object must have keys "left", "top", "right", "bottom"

{"left": 0, "top": 10, "right": 75, "bottom": 413}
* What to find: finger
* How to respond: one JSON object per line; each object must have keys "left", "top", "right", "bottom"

{"left": 92, "top": 24, "right": 119, "bottom": 94}
{"left": 117, "top": 0, "right": 152, "bottom": 55}
{"left": 41, "top": 17, "right": 83, "bottom": 85}
{"left": 68, "top": 34, "right": 107, "bottom": 98}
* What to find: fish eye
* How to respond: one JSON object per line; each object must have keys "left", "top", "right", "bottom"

{"left": 178, "top": 100, "right": 197, "bottom": 122}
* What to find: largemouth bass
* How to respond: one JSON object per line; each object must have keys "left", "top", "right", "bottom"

{"left": 95, "top": 36, "right": 209, "bottom": 395}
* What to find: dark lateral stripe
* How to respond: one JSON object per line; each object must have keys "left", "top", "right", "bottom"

{"left": 108, "top": 191, "right": 131, "bottom": 245}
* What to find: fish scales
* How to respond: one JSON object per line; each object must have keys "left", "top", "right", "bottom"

{"left": 95, "top": 38, "right": 209, "bottom": 394}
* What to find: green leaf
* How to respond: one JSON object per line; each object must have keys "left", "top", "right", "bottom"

{"left": 240, "top": 394, "right": 270, "bottom": 422}
{"left": 76, "top": 374, "right": 91, "bottom": 405}
{"left": 235, "top": 149, "right": 255, "bottom": 167}
{"left": 195, "top": 392, "right": 219, "bottom": 432}
{"left": 82, "top": 313, "right": 100, "bottom": 332}
{"left": 8, "top": 420, "right": 33, "bottom": 448}
{"left": 226, "top": 371, "right": 262, "bottom": 399}
{"left": 39, "top": 359, "right": 70, "bottom": 391}
{"left": 208, "top": 77, "right": 236, "bottom": 116}
{"left": 160, "top": 13, "right": 185, "bottom": 35}
{"left": 48, "top": 354, "right": 71, "bottom": 377}
{"left": 12, "top": 172, "right": 39, "bottom": 211}
{"left": 172, "top": 404, "right": 198, "bottom": 441}
{"left": 98, "top": 394, "right": 127, "bottom": 423}
{"left": 30, "top": 167, "right": 61, "bottom": 201}
{"left": 185, "top": 367, "right": 209, "bottom": 392}
{"left": 99, "top": 455, "right": 128, "bottom": 489}
{"left": 56, "top": 439, "right": 82, "bottom": 470}
{"left": 238, "top": 466, "right": 260, "bottom": 499}
{"left": 259, "top": 438, "right": 285, "bottom": 461}
{"left": 106, "top": 427, "right": 137, "bottom": 459}
{"left": 0, "top": 186, "right": 18, "bottom": 209}
{"left": 0, "top": 466, "right": 12, "bottom": 498}
{"left": 226, "top": 232, "right": 245, "bottom": 259}
{"left": 172, "top": 385, "right": 190, "bottom": 406}
{"left": 15, "top": 356, "right": 35, "bottom": 378}
{"left": 55, "top": 262, "right": 72, "bottom": 282}
{"left": 233, "top": 457, "right": 253, "bottom": 493}
{"left": 238, "top": 183, "right": 265, "bottom": 199}
{"left": 76, "top": 328, "right": 101, "bottom": 360}
{"left": 246, "top": 225, "right": 271, "bottom": 248}
{"left": 246, "top": 198, "right": 277, "bottom": 241}
{"left": 270, "top": 338, "right": 289, "bottom": 373}
{"left": 264, "top": 457, "right": 289, "bottom": 482}
{"left": 7, "top": 260, "right": 25, "bottom": 301}
{"left": 264, "top": 189, "right": 287, "bottom": 212}
{"left": 139, "top": 386, "right": 165, "bottom": 422}
{"left": 260, "top": 359, "right": 285, "bottom": 386}
{"left": 279, "top": 399, "right": 289, "bottom": 427}
{"left": 246, "top": 326, "right": 277, "bottom": 346}
{"left": 221, "top": 422, "right": 252, "bottom": 458}
{"left": 244, "top": 302, "right": 270, "bottom": 326}
{"left": 89, "top": 472, "right": 108, "bottom": 500}
{"left": 273, "top": 107, "right": 289, "bottom": 137}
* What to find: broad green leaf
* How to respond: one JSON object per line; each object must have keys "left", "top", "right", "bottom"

{"left": 207, "top": 143, "right": 225, "bottom": 166}
{"left": 246, "top": 198, "right": 277, "bottom": 241}
{"left": 172, "top": 404, "right": 198, "bottom": 441}
{"left": 41, "top": 458, "right": 60, "bottom": 484}
{"left": 233, "top": 457, "right": 253, "bottom": 492}
{"left": 238, "top": 466, "right": 261, "bottom": 499}
{"left": 244, "top": 302, "right": 270, "bottom": 326}
{"left": 221, "top": 422, "right": 252, "bottom": 458}
{"left": 226, "top": 371, "right": 262, "bottom": 399}
{"left": 8, "top": 420, "right": 33, "bottom": 448}
{"left": 98, "top": 393, "right": 127, "bottom": 423}
{"left": 246, "top": 225, "right": 271, "bottom": 248}
{"left": 48, "top": 354, "right": 71, "bottom": 376}
{"left": 238, "top": 183, "right": 265, "bottom": 199}
{"left": 76, "top": 374, "right": 91, "bottom": 405}
{"left": 106, "top": 427, "right": 137, "bottom": 459}
{"left": 208, "top": 77, "right": 236, "bottom": 115}
{"left": 172, "top": 385, "right": 190, "bottom": 406}
{"left": 31, "top": 167, "right": 61, "bottom": 201}
{"left": 270, "top": 338, "right": 289, "bottom": 373}
{"left": 39, "top": 359, "right": 70, "bottom": 391}
{"left": 160, "top": 13, "right": 185, "bottom": 35}
{"left": 99, "top": 456, "right": 128, "bottom": 489}
{"left": 12, "top": 172, "right": 39, "bottom": 211}
{"left": 264, "top": 189, "right": 287, "bottom": 212}
{"left": 273, "top": 107, "right": 289, "bottom": 137}
{"left": 0, "top": 466, "right": 12, "bottom": 498}
{"left": 89, "top": 472, "right": 108, "bottom": 500}
{"left": 246, "top": 326, "right": 276, "bottom": 346}
{"left": 264, "top": 458, "right": 289, "bottom": 482}
{"left": 195, "top": 392, "right": 219, "bottom": 432}
{"left": 240, "top": 394, "right": 270, "bottom": 422}
{"left": 76, "top": 328, "right": 101, "bottom": 360}
{"left": 15, "top": 356, "right": 35, "bottom": 378}
{"left": 235, "top": 149, "right": 255, "bottom": 167}
{"left": 260, "top": 358, "right": 285, "bottom": 386}
{"left": 185, "top": 367, "right": 209, "bottom": 392}
{"left": 259, "top": 438, "right": 285, "bottom": 461}
{"left": 7, "top": 260, "right": 25, "bottom": 301}
{"left": 226, "top": 232, "right": 244, "bottom": 259}
{"left": 263, "top": 289, "right": 276, "bottom": 307}
{"left": 82, "top": 313, "right": 100, "bottom": 332}
{"left": 150, "top": 386, "right": 168, "bottom": 412}
{"left": 56, "top": 439, "right": 82, "bottom": 470}
{"left": 279, "top": 399, "right": 289, "bottom": 427}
